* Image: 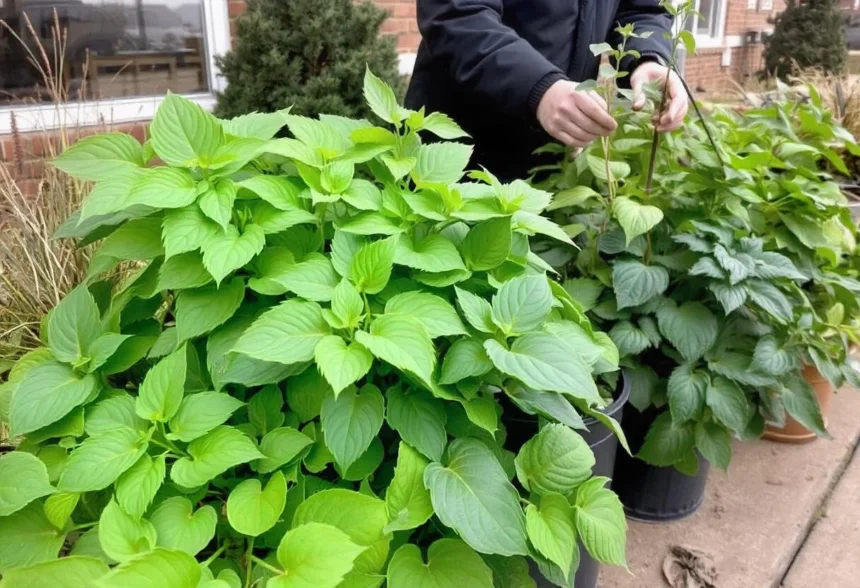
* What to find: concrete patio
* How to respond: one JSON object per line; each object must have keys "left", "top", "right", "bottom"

{"left": 600, "top": 389, "right": 860, "bottom": 588}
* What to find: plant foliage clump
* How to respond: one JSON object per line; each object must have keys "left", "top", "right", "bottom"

{"left": 215, "top": 0, "right": 405, "bottom": 120}
{"left": 535, "top": 60, "right": 860, "bottom": 473}
{"left": 763, "top": 0, "right": 847, "bottom": 79}
{"left": 0, "top": 71, "right": 629, "bottom": 587}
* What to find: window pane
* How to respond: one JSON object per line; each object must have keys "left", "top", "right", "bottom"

{"left": 696, "top": 0, "right": 721, "bottom": 37}
{"left": 0, "top": 0, "right": 209, "bottom": 105}
{"left": 696, "top": 0, "right": 713, "bottom": 35}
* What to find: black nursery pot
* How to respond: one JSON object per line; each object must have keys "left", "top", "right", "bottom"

{"left": 529, "top": 374, "right": 631, "bottom": 588}
{"left": 611, "top": 405, "right": 710, "bottom": 522}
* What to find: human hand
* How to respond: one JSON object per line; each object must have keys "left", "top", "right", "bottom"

{"left": 631, "top": 61, "right": 689, "bottom": 132}
{"left": 536, "top": 80, "right": 617, "bottom": 148}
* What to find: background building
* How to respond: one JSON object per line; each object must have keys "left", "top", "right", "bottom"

{"left": 1, "top": 0, "right": 856, "bottom": 192}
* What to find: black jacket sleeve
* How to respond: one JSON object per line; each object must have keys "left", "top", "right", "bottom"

{"left": 416, "top": 0, "right": 567, "bottom": 116}
{"left": 608, "top": 0, "right": 674, "bottom": 72}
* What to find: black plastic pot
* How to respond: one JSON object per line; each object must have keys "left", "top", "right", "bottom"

{"left": 611, "top": 405, "right": 710, "bottom": 522}
{"left": 530, "top": 374, "right": 631, "bottom": 588}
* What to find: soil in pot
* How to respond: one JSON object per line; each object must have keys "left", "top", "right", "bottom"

{"left": 612, "top": 405, "right": 710, "bottom": 523}
{"left": 526, "top": 375, "right": 631, "bottom": 588}
{"left": 763, "top": 365, "right": 833, "bottom": 444}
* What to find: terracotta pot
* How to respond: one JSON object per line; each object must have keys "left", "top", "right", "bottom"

{"left": 763, "top": 366, "right": 833, "bottom": 444}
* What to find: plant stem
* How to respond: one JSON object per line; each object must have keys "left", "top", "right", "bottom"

{"left": 645, "top": 232, "right": 653, "bottom": 265}
{"left": 362, "top": 291, "right": 372, "bottom": 323}
{"left": 245, "top": 537, "right": 256, "bottom": 588}
{"left": 203, "top": 544, "right": 227, "bottom": 567}
{"left": 317, "top": 202, "right": 328, "bottom": 253}
{"left": 645, "top": 70, "right": 672, "bottom": 195}
{"left": 67, "top": 520, "right": 98, "bottom": 532}
{"left": 250, "top": 555, "right": 282, "bottom": 575}
{"left": 602, "top": 135, "right": 614, "bottom": 200}
{"left": 152, "top": 423, "right": 189, "bottom": 458}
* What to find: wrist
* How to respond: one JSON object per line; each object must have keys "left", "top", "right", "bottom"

{"left": 638, "top": 53, "right": 668, "bottom": 68}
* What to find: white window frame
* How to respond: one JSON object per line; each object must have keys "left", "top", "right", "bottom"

{"left": 0, "top": 0, "right": 231, "bottom": 134}
{"left": 676, "top": 0, "right": 728, "bottom": 49}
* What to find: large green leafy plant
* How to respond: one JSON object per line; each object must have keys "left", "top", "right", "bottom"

{"left": 0, "top": 72, "right": 628, "bottom": 587}
{"left": 712, "top": 83, "right": 860, "bottom": 407}
{"left": 535, "top": 74, "right": 860, "bottom": 473}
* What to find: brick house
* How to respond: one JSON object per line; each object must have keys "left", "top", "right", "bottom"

{"left": 0, "top": 0, "right": 850, "bottom": 189}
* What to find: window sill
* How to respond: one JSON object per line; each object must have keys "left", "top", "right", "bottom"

{"left": 0, "top": 93, "right": 217, "bottom": 135}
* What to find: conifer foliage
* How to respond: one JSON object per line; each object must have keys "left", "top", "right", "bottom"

{"left": 764, "top": 0, "right": 847, "bottom": 79}
{"left": 216, "top": 0, "right": 405, "bottom": 119}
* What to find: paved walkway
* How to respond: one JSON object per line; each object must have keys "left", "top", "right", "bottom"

{"left": 600, "top": 390, "right": 860, "bottom": 588}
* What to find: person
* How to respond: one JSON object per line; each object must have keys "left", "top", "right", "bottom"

{"left": 405, "top": 0, "right": 690, "bottom": 179}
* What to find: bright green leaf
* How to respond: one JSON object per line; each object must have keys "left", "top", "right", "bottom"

{"left": 385, "top": 291, "right": 467, "bottom": 338}
{"left": 254, "top": 427, "right": 314, "bottom": 474}
{"left": 355, "top": 314, "right": 436, "bottom": 389}
{"left": 175, "top": 277, "right": 245, "bottom": 343}
{"left": 115, "top": 454, "right": 166, "bottom": 519}
{"left": 227, "top": 471, "right": 288, "bottom": 536}
{"left": 350, "top": 236, "right": 398, "bottom": 295}
{"left": 0, "top": 452, "right": 54, "bottom": 517}
{"left": 234, "top": 300, "right": 330, "bottom": 366}
{"left": 59, "top": 427, "right": 147, "bottom": 492}
{"left": 150, "top": 93, "right": 224, "bottom": 167}
{"left": 95, "top": 548, "right": 201, "bottom": 588}
{"left": 314, "top": 336, "right": 373, "bottom": 396}
{"left": 321, "top": 385, "right": 384, "bottom": 472}
{"left": 98, "top": 498, "right": 156, "bottom": 562}
{"left": 424, "top": 438, "right": 528, "bottom": 556}
{"left": 135, "top": 345, "right": 187, "bottom": 423}
{"left": 9, "top": 361, "right": 99, "bottom": 437}
{"left": 168, "top": 392, "right": 245, "bottom": 443}
{"left": 573, "top": 477, "right": 627, "bottom": 566}
{"left": 525, "top": 494, "right": 576, "bottom": 579}
{"left": 384, "top": 442, "right": 433, "bottom": 533}
{"left": 387, "top": 539, "right": 493, "bottom": 588}
{"left": 612, "top": 260, "right": 669, "bottom": 309}
{"left": 0, "top": 555, "right": 109, "bottom": 588}
{"left": 170, "top": 426, "right": 264, "bottom": 488}
{"left": 514, "top": 423, "right": 594, "bottom": 496}
{"left": 201, "top": 224, "right": 265, "bottom": 285}
{"left": 484, "top": 334, "right": 600, "bottom": 404}
{"left": 491, "top": 275, "right": 553, "bottom": 335}
{"left": 613, "top": 196, "right": 663, "bottom": 245}
{"left": 270, "top": 522, "right": 365, "bottom": 588}
{"left": 150, "top": 497, "right": 217, "bottom": 555}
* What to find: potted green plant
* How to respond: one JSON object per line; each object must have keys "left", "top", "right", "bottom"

{"left": 529, "top": 10, "right": 833, "bottom": 520}
{"left": 0, "top": 72, "right": 629, "bottom": 588}
{"left": 711, "top": 84, "right": 860, "bottom": 442}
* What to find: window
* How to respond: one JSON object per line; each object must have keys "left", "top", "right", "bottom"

{"left": 0, "top": 0, "right": 230, "bottom": 132}
{"left": 681, "top": 0, "right": 725, "bottom": 46}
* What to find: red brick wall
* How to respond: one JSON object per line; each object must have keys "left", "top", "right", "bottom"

{"left": 226, "top": 0, "right": 420, "bottom": 52}
{"left": 725, "top": 0, "right": 785, "bottom": 36}
{"left": 376, "top": 1, "right": 421, "bottom": 52}
{"left": 684, "top": 44, "right": 767, "bottom": 98}
{"left": 683, "top": 0, "right": 786, "bottom": 98}
{"left": 1, "top": 122, "right": 148, "bottom": 197}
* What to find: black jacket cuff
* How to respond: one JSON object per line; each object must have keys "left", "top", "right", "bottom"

{"left": 527, "top": 71, "right": 568, "bottom": 115}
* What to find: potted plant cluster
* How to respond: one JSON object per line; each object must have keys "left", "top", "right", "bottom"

{"left": 716, "top": 83, "right": 860, "bottom": 443}
{"left": 0, "top": 71, "right": 631, "bottom": 588}
{"left": 533, "top": 17, "right": 860, "bottom": 520}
